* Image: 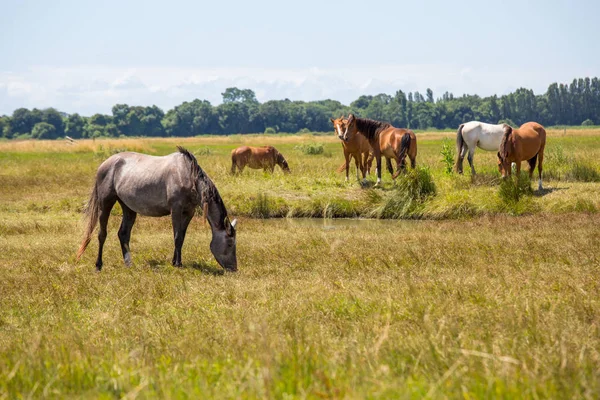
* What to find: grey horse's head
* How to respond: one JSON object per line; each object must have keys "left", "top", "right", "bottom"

{"left": 210, "top": 217, "right": 238, "bottom": 271}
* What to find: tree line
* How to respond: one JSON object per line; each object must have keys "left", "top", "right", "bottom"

{"left": 1, "top": 77, "right": 599, "bottom": 140}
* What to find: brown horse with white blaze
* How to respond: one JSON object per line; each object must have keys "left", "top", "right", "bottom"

{"left": 331, "top": 116, "right": 373, "bottom": 181}
{"left": 342, "top": 114, "right": 417, "bottom": 185}
{"left": 231, "top": 146, "right": 290, "bottom": 174}
{"left": 497, "top": 122, "right": 546, "bottom": 190}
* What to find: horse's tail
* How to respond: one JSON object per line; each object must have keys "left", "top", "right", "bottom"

{"left": 398, "top": 132, "right": 411, "bottom": 163}
{"left": 76, "top": 182, "right": 99, "bottom": 261}
{"left": 455, "top": 124, "right": 465, "bottom": 170}
{"left": 336, "top": 160, "right": 347, "bottom": 172}
{"left": 230, "top": 150, "right": 237, "bottom": 174}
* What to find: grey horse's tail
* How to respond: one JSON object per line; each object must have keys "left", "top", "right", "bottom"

{"left": 455, "top": 124, "right": 465, "bottom": 171}
{"left": 76, "top": 182, "right": 99, "bottom": 260}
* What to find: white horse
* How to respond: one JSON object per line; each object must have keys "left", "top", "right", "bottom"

{"left": 455, "top": 121, "right": 506, "bottom": 175}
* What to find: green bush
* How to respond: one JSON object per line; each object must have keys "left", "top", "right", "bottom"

{"left": 498, "top": 172, "right": 532, "bottom": 204}
{"left": 440, "top": 138, "right": 455, "bottom": 174}
{"left": 295, "top": 143, "right": 324, "bottom": 155}
{"left": 195, "top": 147, "right": 213, "bottom": 156}
{"left": 373, "top": 167, "right": 436, "bottom": 218}
{"left": 249, "top": 192, "right": 271, "bottom": 218}
{"left": 581, "top": 119, "right": 595, "bottom": 126}
{"left": 264, "top": 127, "right": 277, "bottom": 134}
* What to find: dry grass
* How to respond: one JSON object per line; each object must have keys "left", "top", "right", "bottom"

{"left": 0, "top": 213, "right": 599, "bottom": 398}
{"left": 1, "top": 131, "right": 600, "bottom": 398}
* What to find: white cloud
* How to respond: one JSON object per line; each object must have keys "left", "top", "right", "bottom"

{"left": 0, "top": 64, "right": 591, "bottom": 116}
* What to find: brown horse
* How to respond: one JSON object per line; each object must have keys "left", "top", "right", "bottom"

{"left": 497, "top": 122, "right": 546, "bottom": 190}
{"left": 342, "top": 114, "right": 417, "bottom": 185}
{"left": 231, "top": 146, "right": 290, "bottom": 174}
{"left": 331, "top": 116, "right": 373, "bottom": 181}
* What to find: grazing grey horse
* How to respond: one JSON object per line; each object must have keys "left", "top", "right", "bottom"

{"left": 76, "top": 147, "right": 237, "bottom": 271}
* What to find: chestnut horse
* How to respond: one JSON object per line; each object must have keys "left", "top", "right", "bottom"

{"left": 497, "top": 122, "right": 546, "bottom": 190}
{"left": 342, "top": 114, "right": 417, "bottom": 185}
{"left": 331, "top": 116, "right": 373, "bottom": 181}
{"left": 231, "top": 146, "right": 290, "bottom": 174}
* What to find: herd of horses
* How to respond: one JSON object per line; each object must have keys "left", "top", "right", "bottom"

{"left": 77, "top": 115, "right": 547, "bottom": 272}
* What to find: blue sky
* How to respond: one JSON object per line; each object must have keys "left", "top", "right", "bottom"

{"left": 1, "top": 0, "right": 598, "bottom": 115}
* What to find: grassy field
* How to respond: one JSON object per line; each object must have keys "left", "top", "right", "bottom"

{"left": 0, "top": 129, "right": 599, "bottom": 398}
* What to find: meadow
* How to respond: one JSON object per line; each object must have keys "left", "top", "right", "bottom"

{"left": 0, "top": 128, "right": 599, "bottom": 398}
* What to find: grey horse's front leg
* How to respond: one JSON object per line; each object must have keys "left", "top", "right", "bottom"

{"left": 171, "top": 207, "right": 194, "bottom": 267}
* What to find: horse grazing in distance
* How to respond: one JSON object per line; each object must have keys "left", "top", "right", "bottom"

{"left": 231, "top": 146, "right": 290, "bottom": 174}
{"left": 77, "top": 147, "right": 238, "bottom": 271}
{"left": 497, "top": 122, "right": 546, "bottom": 190}
{"left": 455, "top": 121, "right": 506, "bottom": 174}
{"left": 342, "top": 114, "right": 417, "bottom": 186}
{"left": 331, "top": 116, "right": 373, "bottom": 181}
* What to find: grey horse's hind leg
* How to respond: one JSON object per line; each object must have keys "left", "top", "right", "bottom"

{"left": 467, "top": 148, "right": 476, "bottom": 175}
{"left": 171, "top": 207, "right": 195, "bottom": 267}
{"left": 456, "top": 144, "right": 467, "bottom": 174}
{"left": 117, "top": 201, "right": 137, "bottom": 267}
{"left": 95, "top": 197, "right": 117, "bottom": 271}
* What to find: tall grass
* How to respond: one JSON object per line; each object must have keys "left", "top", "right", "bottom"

{"left": 372, "top": 167, "right": 436, "bottom": 218}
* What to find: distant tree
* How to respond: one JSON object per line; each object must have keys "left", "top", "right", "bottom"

{"left": 65, "top": 113, "right": 86, "bottom": 139}
{"left": 222, "top": 87, "right": 259, "bottom": 104}
{"left": 498, "top": 118, "right": 516, "bottom": 127}
{"left": 0, "top": 116, "right": 11, "bottom": 138}
{"left": 426, "top": 88, "right": 434, "bottom": 103}
{"left": 10, "top": 108, "right": 36, "bottom": 135}
{"left": 31, "top": 122, "right": 57, "bottom": 139}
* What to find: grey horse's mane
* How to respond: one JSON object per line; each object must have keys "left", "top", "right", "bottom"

{"left": 177, "top": 146, "right": 228, "bottom": 227}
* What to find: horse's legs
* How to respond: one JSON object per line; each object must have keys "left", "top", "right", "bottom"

{"left": 117, "top": 201, "right": 137, "bottom": 267}
{"left": 467, "top": 148, "right": 476, "bottom": 175}
{"left": 359, "top": 152, "right": 367, "bottom": 178}
{"left": 366, "top": 152, "right": 374, "bottom": 175}
{"left": 410, "top": 147, "right": 416, "bottom": 169}
{"left": 171, "top": 207, "right": 195, "bottom": 267}
{"left": 344, "top": 152, "right": 350, "bottom": 182}
{"left": 386, "top": 158, "right": 394, "bottom": 176}
{"left": 95, "top": 197, "right": 117, "bottom": 271}
{"left": 352, "top": 153, "right": 361, "bottom": 180}
{"left": 527, "top": 154, "right": 538, "bottom": 180}
{"left": 537, "top": 151, "right": 544, "bottom": 190}
{"left": 457, "top": 143, "right": 468, "bottom": 174}
{"left": 231, "top": 158, "right": 236, "bottom": 175}
{"left": 375, "top": 153, "right": 382, "bottom": 186}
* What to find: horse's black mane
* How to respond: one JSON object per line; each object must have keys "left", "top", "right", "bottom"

{"left": 353, "top": 117, "right": 391, "bottom": 140}
{"left": 177, "top": 146, "right": 228, "bottom": 226}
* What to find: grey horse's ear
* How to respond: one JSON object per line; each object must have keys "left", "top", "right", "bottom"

{"left": 231, "top": 218, "right": 237, "bottom": 229}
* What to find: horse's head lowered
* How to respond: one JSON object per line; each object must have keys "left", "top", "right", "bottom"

{"left": 209, "top": 213, "right": 238, "bottom": 271}
{"left": 276, "top": 151, "right": 291, "bottom": 173}
{"left": 330, "top": 116, "right": 348, "bottom": 141}
{"left": 497, "top": 124, "right": 513, "bottom": 178}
